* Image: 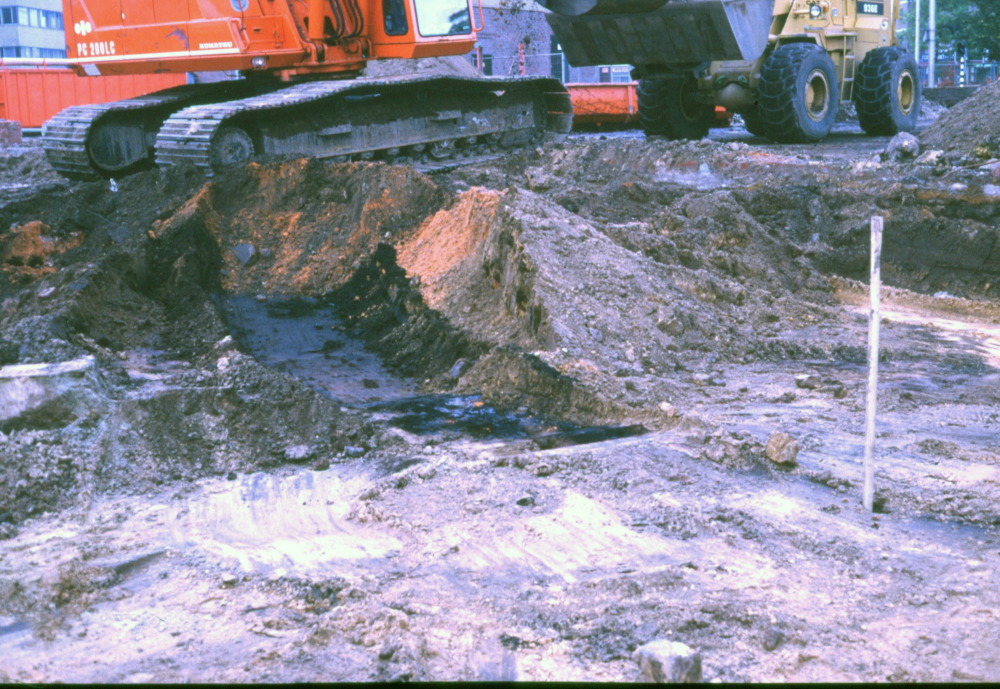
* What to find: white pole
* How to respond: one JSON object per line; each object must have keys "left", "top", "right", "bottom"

{"left": 864, "top": 216, "right": 883, "bottom": 513}
{"left": 915, "top": 0, "right": 921, "bottom": 64}
{"left": 928, "top": 0, "right": 936, "bottom": 87}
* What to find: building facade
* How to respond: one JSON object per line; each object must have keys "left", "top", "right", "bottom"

{"left": 0, "top": 0, "right": 67, "bottom": 59}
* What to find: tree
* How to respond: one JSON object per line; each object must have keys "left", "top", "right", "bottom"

{"left": 901, "top": 0, "right": 1000, "bottom": 60}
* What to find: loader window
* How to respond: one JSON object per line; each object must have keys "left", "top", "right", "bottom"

{"left": 383, "top": 0, "right": 408, "bottom": 36}
{"left": 414, "top": 0, "right": 472, "bottom": 37}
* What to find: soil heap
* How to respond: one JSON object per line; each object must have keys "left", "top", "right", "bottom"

{"left": 921, "top": 79, "right": 1000, "bottom": 160}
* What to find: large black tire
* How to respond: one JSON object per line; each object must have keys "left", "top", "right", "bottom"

{"left": 853, "top": 47, "right": 921, "bottom": 136}
{"left": 740, "top": 107, "right": 768, "bottom": 137}
{"left": 757, "top": 43, "right": 839, "bottom": 143}
{"left": 637, "top": 77, "right": 715, "bottom": 141}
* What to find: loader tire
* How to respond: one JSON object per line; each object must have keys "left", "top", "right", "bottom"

{"left": 757, "top": 43, "right": 839, "bottom": 143}
{"left": 638, "top": 77, "right": 714, "bottom": 141}
{"left": 853, "top": 47, "right": 921, "bottom": 136}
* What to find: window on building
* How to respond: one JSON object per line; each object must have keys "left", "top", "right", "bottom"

{"left": 0, "top": 7, "right": 65, "bottom": 30}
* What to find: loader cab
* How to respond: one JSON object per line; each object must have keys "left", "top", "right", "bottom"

{"left": 372, "top": 0, "right": 478, "bottom": 59}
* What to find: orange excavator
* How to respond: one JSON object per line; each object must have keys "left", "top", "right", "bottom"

{"left": 42, "top": 1, "right": 572, "bottom": 179}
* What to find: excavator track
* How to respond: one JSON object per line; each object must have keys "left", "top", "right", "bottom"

{"left": 42, "top": 75, "right": 571, "bottom": 179}
{"left": 41, "top": 81, "right": 276, "bottom": 180}
{"left": 42, "top": 87, "right": 192, "bottom": 179}
{"left": 155, "top": 75, "right": 572, "bottom": 174}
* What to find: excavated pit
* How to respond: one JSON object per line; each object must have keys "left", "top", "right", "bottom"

{"left": 2, "top": 125, "right": 1000, "bottom": 683}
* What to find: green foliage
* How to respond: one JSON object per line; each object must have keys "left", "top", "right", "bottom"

{"left": 901, "top": 0, "right": 1000, "bottom": 59}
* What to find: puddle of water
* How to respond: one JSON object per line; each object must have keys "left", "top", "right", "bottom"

{"left": 216, "top": 295, "right": 416, "bottom": 404}
{"left": 217, "top": 295, "right": 648, "bottom": 445}
{"left": 367, "top": 394, "right": 646, "bottom": 445}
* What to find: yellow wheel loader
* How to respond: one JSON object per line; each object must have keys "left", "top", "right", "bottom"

{"left": 540, "top": 0, "right": 920, "bottom": 143}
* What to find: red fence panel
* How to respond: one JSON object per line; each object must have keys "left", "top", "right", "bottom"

{"left": 0, "top": 70, "right": 186, "bottom": 128}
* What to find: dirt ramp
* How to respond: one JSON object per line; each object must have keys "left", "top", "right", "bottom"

{"left": 154, "top": 159, "right": 446, "bottom": 296}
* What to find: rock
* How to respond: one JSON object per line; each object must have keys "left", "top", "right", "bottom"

{"left": 0, "top": 523, "right": 17, "bottom": 540}
{"left": 37, "top": 286, "right": 56, "bottom": 299}
{"left": 659, "top": 401, "right": 678, "bottom": 417}
{"left": 0, "top": 430, "right": 7, "bottom": 444}
{"left": 226, "top": 471, "right": 238, "bottom": 481}
{"left": 378, "top": 636, "right": 401, "bottom": 661}
{"left": 221, "top": 573, "right": 238, "bottom": 586}
{"left": 0, "top": 357, "right": 103, "bottom": 432}
{"left": 765, "top": 431, "right": 799, "bottom": 466}
{"left": 914, "top": 149, "right": 944, "bottom": 166}
{"left": 516, "top": 495, "right": 535, "bottom": 507}
{"left": 533, "top": 462, "right": 556, "bottom": 477}
{"left": 884, "top": 132, "right": 920, "bottom": 162}
{"left": 691, "top": 373, "right": 713, "bottom": 387}
{"left": 416, "top": 465, "right": 436, "bottom": 480}
{"left": 657, "top": 318, "right": 686, "bottom": 336}
{"left": 362, "top": 379, "right": 380, "bottom": 389}
{"left": 231, "top": 243, "right": 257, "bottom": 266}
{"left": 283, "top": 444, "right": 315, "bottom": 462}
{"left": 634, "top": 640, "right": 702, "bottom": 684}
{"left": 795, "top": 374, "right": 822, "bottom": 390}
{"left": 983, "top": 184, "right": 1000, "bottom": 197}
{"left": 345, "top": 445, "right": 366, "bottom": 458}
{"left": 314, "top": 458, "right": 331, "bottom": 472}
{"left": 449, "top": 358, "right": 472, "bottom": 380}
{"left": 763, "top": 627, "right": 785, "bottom": 651}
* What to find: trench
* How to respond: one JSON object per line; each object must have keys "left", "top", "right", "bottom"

{"left": 216, "top": 293, "right": 646, "bottom": 447}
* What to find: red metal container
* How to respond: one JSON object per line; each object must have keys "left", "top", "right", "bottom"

{"left": 0, "top": 68, "right": 186, "bottom": 128}
{"left": 567, "top": 82, "right": 731, "bottom": 128}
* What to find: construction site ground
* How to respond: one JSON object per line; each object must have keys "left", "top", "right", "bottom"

{"left": 1, "top": 100, "right": 999, "bottom": 683}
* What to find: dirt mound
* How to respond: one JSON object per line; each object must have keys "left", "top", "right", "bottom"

{"left": 398, "top": 185, "right": 837, "bottom": 367}
{"left": 155, "top": 159, "right": 446, "bottom": 297}
{"left": 920, "top": 79, "right": 1000, "bottom": 159}
{"left": 362, "top": 56, "right": 481, "bottom": 79}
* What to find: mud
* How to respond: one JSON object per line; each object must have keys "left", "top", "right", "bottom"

{"left": 1, "top": 114, "right": 999, "bottom": 683}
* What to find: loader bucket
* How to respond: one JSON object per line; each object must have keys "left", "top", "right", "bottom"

{"left": 540, "top": 0, "right": 775, "bottom": 67}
